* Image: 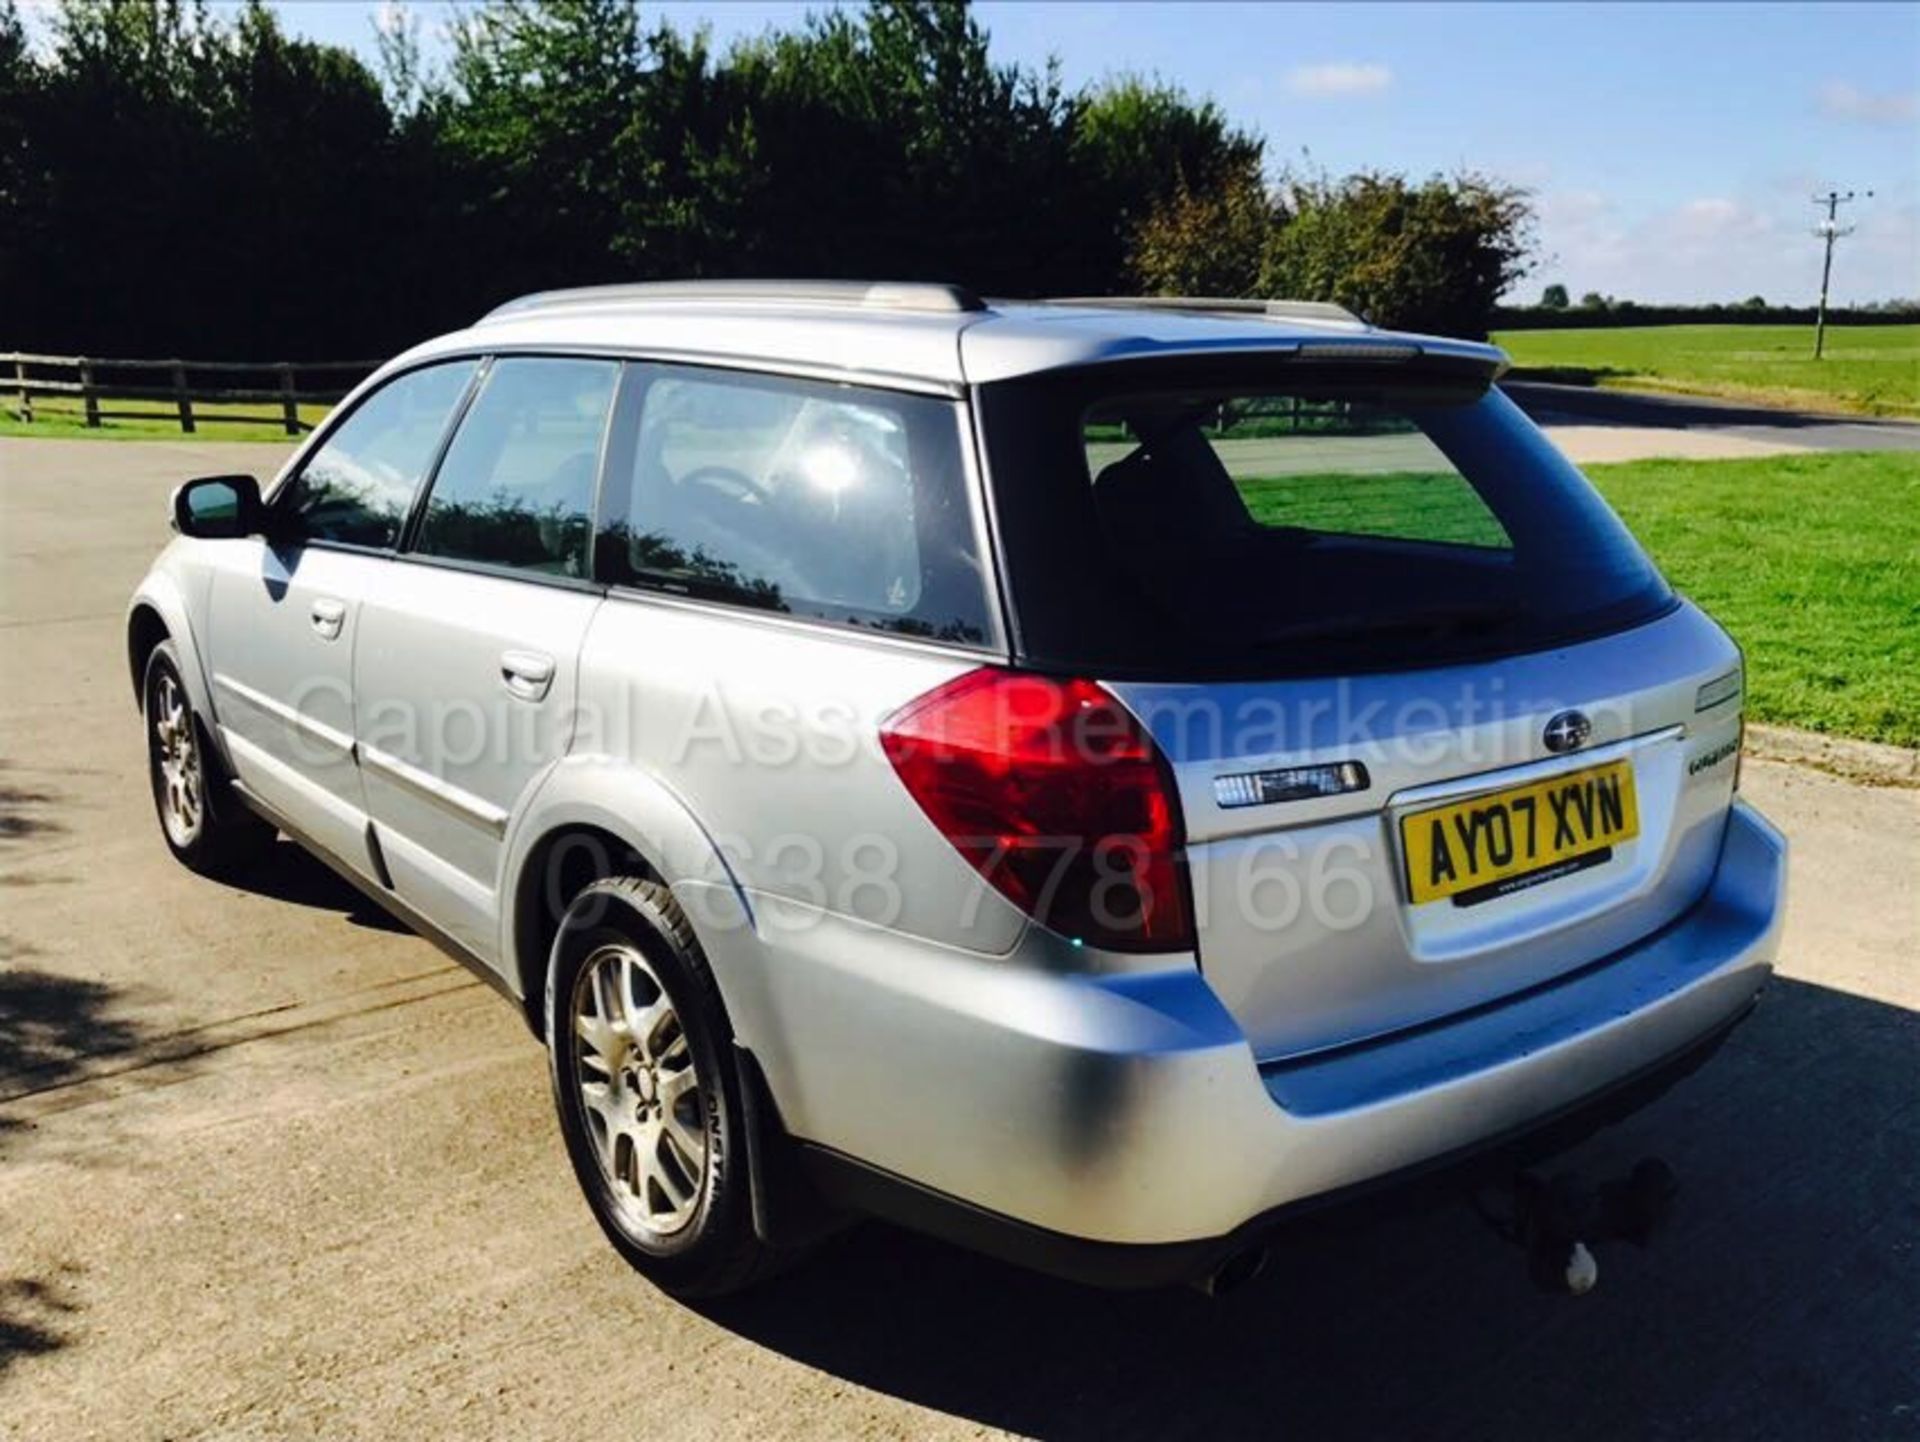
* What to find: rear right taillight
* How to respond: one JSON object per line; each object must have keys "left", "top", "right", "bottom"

{"left": 879, "top": 668, "right": 1192, "bottom": 952}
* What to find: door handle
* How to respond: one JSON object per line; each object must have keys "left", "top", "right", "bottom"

{"left": 309, "top": 598, "right": 346, "bottom": 641}
{"left": 500, "top": 649, "right": 555, "bottom": 701}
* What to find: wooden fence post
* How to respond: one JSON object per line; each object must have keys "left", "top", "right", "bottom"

{"left": 171, "top": 360, "right": 195, "bottom": 434}
{"left": 278, "top": 362, "right": 300, "bottom": 436}
{"left": 79, "top": 359, "right": 100, "bottom": 427}
{"left": 13, "top": 358, "right": 30, "bottom": 424}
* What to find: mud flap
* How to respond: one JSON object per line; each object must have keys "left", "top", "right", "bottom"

{"left": 734, "top": 1044, "right": 852, "bottom": 1251}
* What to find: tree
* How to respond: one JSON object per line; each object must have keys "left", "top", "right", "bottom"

{"left": 2, "top": 0, "right": 1544, "bottom": 356}
{"left": 1540, "top": 282, "right": 1570, "bottom": 309}
{"left": 1579, "top": 290, "right": 1609, "bottom": 309}
{"left": 0, "top": 0, "right": 44, "bottom": 332}
{"left": 1126, "top": 167, "right": 1277, "bottom": 297}
{"left": 1262, "top": 170, "right": 1536, "bottom": 336}
{"left": 439, "top": 0, "right": 651, "bottom": 296}
{"left": 1071, "top": 76, "right": 1262, "bottom": 290}
{"left": 720, "top": 1, "right": 1087, "bottom": 292}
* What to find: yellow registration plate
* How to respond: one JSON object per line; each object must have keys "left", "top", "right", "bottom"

{"left": 1400, "top": 760, "right": 1640, "bottom": 907}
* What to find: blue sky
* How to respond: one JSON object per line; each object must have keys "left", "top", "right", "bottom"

{"left": 33, "top": 1, "right": 1919, "bottom": 302}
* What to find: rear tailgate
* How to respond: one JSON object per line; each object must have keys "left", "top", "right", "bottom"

{"left": 1109, "top": 602, "right": 1745, "bottom": 1061}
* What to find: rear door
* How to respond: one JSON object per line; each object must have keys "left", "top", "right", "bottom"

{"left": 353, "top": 356, "right": 617, "bottom": 964}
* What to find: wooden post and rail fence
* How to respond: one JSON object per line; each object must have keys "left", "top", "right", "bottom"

{"left": 4, "top": 352, "right": 381, "bottom": 435}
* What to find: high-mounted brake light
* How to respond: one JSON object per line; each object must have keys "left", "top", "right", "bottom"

{"left": 880, "top": 669, "right": 1193, "bottom": 952}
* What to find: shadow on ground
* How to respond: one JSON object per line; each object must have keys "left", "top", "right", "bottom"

{"left": 230, "top": 838, "right": 406, "bottom": 934}
{"left": 0, "top": 765, "right": 65, "bottom": 844}
{"left": 0, "top": 1269, "right": 82, "bottom": 1377}
{"left": 0, "top": 959, "right": 147, "bottom": 1106}
{"left": 705, "top": 977, "right": 1918, "bottom": 1441}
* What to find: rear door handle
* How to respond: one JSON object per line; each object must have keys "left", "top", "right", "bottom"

{"left": 500, "top": 649, "right": 555, "bottom": 701}
{"left": 309, "top": 598, "right": 346, "bottom": 641}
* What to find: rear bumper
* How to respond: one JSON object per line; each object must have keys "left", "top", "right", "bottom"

{"left": 777, "top": 801, "right": 1787, "bottom": 1274}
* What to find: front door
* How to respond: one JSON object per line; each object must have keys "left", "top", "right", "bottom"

{"left": 205, "top": 359, "right": 480, "bottom": 873}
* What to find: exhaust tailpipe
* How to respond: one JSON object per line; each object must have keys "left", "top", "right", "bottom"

{"left": 1192, "top": 1245, "right": 1268, "bottom": 1298}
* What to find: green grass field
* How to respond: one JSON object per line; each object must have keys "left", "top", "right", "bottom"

{"left": 0, "top": 395, "right": 334, "bottom": 442}
{"left": 1231, "top": 450, "right": 1918, "bottom": 746}
{"left": 1494, "top": 324, "right": 1920, "bottom": 419}
{"left": 1585, "top": 451, "right": 1919, "bottom": 746}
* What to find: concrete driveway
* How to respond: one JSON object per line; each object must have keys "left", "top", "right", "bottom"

{"left": 1, "top": 438, "right": 1916, "bottom": 1441}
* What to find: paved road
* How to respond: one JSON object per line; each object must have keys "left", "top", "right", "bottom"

{"left": 1504, "top": 381, "right": 1920, "bottom": 453}
{"left": 2, "top": 438, "right": 1917, "bottom": 1441}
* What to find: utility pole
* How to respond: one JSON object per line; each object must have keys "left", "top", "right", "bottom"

{"left": 1811, "top": 188, "right": 1871, "bottom": 359}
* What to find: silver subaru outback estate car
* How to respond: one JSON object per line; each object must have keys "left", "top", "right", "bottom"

{"left": 130, "top": 282, "right": 1786, "bottom": 1297}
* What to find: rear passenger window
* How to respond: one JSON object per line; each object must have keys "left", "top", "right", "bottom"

{"left": 597, "top": 366, "right": 994, "bottom": 645}
{"left": 413, "top": 357, "right": 618, "bottom": 578}
{"left": 285, "top": 360, "right": 477, "bottom": 549}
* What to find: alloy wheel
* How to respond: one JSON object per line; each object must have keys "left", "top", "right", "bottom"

{"left": 570, "top": 943, "right": 709, "bottom": 1236}
{"left": 152, "top": 671, "right": 203, "bottom": 848}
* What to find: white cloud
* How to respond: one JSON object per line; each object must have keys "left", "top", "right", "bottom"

{"left": 1672, "top": 197, "right": 1774, "bottom": 243}
{"left": 1817, "top": 82, "right": 1918, "bottom": 127}
{"left": 1522, "top": 188, "right": 1916, "bottom": 305}
{"left": 1539, "top": 189, "right": 1611, "bottom": 227}
{"left": 1285, "top": 63, "right": 1392, "bottom": 99}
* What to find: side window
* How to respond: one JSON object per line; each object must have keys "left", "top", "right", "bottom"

{"left": 413, "top": 357, "right": 619, "bottom": 578}
{"left": 285, "top": 361, "right": 477, "bottom": 548}
{"left": 599, "top": 366, "right": 994, "bottom": 644}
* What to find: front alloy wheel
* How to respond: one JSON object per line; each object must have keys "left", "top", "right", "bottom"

{"left": 143, "top": 638, "right": 265, "bottom": 875}
{"left": 150, "top": 668, "right": 204, "bottom": 849}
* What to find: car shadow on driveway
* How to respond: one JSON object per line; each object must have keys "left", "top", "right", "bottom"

{"left": 702, "top": 976, "right": 1918, "bottom": 1441}
{"left": 227, "top": 837, "right": 407, "bottom": 934}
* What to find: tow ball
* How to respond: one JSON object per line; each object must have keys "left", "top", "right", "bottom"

{"left": 1475, "top": 1158, "right": 1679, "bottom": 1295}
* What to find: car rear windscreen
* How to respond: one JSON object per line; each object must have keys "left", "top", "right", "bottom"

{"left": 976, "top": 360, "right": 1675, "bottom": 679}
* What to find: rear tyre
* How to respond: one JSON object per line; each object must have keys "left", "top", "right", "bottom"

{"left": 143, "top": 639, "right": 268, "bottom": 876}
{"left": 546, "top": 876, "right": 781, "bottom": 1298}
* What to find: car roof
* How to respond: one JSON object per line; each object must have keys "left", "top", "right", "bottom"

{"left": 393, "top": 280, "right": 1508, "bottom": 389}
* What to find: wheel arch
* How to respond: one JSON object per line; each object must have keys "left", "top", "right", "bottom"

{"left": 126, "top": 574, "right": 219, "bottom": 738}
{"left": 500, "top": 760, "right": 757, "bottom": 1044}
{"left": 127, "top": 603, "right": 171, "bottom": 705}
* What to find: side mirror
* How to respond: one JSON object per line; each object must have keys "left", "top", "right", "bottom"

{"left": 172, "top": 474, "right": 264, "bottom": 539}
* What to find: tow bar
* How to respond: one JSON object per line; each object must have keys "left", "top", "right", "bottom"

{"left": 1475, "top": 1158, "right": 1679, "bottom": 1294}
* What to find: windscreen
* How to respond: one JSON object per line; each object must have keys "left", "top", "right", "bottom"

{"left": 977, "top": 362, "right": 1674, "bottom": 679}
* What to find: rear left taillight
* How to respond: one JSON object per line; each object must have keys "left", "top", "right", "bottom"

{"left": 879, "top": 668, "right": 1192, "bottom": 952}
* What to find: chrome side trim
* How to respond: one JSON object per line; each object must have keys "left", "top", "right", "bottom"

{"left": 212, "top": 672, "right": 355, "bottom": 758}
{"left": 1384, "top": 725, "right": 1684, "bottom": 812}
{"left": 359, "top": 741, "right": 509, "bottom": 838}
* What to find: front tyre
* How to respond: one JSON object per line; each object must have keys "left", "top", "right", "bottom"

{"left": 546, "top": 876, "right": 778, "bottom": 1298}
{"left": 143, "top": 638, "right": 267, "bottom": 875}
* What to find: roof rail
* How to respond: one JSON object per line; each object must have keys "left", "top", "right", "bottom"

{"left": 1045, "top": 295, "right": 1366, "bottom": 327}
{"left": 481, "top": 279, "right": 987, "bottom": 323}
